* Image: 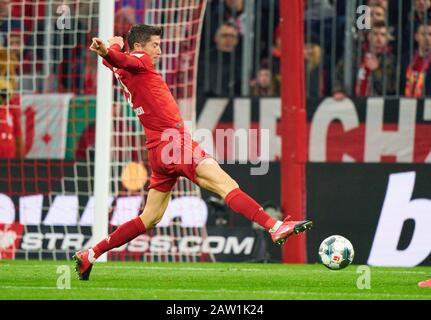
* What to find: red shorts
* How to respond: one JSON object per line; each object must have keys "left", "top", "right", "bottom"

{"left": 148, "top": 136, "right": 211, "bottom": 192}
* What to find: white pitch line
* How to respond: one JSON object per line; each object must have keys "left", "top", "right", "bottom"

{"left": 0, "top": 285, "right": 430, "bottom": 299}
{"left": 84, "top": 266, "right": 431, "bottom": 275}
{"left": 1, "top": 264, "right": 429, "bottom": 275}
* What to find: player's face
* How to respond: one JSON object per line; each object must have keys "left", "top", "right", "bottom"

{"left": 142, "top": 35, "right": 162, "bottom": 64}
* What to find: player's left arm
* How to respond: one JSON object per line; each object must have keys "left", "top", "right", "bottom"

{"left": 101, "top": 37, "right": 121, "bottom": 71}
{"left": 90, "top": 37, "right": 146, "bottom": 73}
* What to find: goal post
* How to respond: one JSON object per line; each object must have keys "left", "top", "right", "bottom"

{"left": 92, "top": 0, "right": 115, "bottom": 262}
{"left": 280, "top": 0, "right": 308, "bottom": 264}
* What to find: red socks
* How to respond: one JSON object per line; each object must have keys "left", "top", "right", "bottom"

{"left": 92, "top": 190, "right": 275, "bottom": 258}
{"left": 93, "top": 217, "right": 146, "bottom": 259}
{"left": 224, "top": 188, "right": 277, "bottom": 231}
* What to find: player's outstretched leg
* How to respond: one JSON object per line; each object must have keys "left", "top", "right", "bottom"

{"left": 73, "top": 189, "right": 171, "bottom": 280}
{"left": 195, "top": 158, "right": 313, "bottom": 245}
{"left": 418, "top": 278, "right": 431, "bottom": 287}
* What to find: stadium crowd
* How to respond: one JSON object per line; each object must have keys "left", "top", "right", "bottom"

{"left": 1, "top": 0, "right": 431, "bottom": 159}
{"left": 1, "top": 0, "right": 430, "bottom": 98}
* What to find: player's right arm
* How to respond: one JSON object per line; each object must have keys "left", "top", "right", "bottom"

{"left": 90, "top": 37, "right": 146, "bottom": 73}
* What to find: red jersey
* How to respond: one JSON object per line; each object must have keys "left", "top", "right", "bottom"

{"left": 0, "top": 101, "right": 21, "bottom": 158}
{"left": 103, "top": 44, "right": 185, "bottom": 149}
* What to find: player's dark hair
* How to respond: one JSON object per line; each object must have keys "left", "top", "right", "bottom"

{"left": 127, "top": 24, "right": 163, "bottom": 50}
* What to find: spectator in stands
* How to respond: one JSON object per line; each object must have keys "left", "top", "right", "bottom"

{"left": 370, "top": 3, "right": 387, "bottom": 24}
{"left": 222, "top": 0, "right": 245, "bottom": 34}
{"left": 214, "top": 21, "right": 240, "bottom": 54}
{"left": 368, "top": 0, "right": 400, "bottom": 28}
{"left": 333, "top": 21, "right": 396, "bottom": 98}
{"left": 227, "top": 0, "right": 279, "bottom": 62}
{"left": 272, "top": 27, "right": 326, "bottom": 98}
{"left": 5, "top": 26, "right": 39, "bottom": 94}
{"left": 356, "top": 20, "right": 396, "bottom": 96}
{"left": 304, "top": 39, "right": 326, "bottom": 97}
{"left": 202, "top": 0, "right": 245, "bottom": 46}
{"left": 0, "top": 77, "right": 23, "bottom": 159}
{"left": 404, "top": 22, "right": 431, "bottom": 97}
{"left": 304, "top": 0, "right": 340, "bottom": 94}
{"left": 355, "top": 2, "right": 388, "bottom": 44}
{"left": 354, "top": 2, "right": 389, "bottom": 43}
{"left": 397, "top": 0, "right": 431, "bottom": 66}
{"left": 198, "top": 21, "right": 242, "bottom": 97}
{"left": 368, "top": 0, "right": 388, "bottom": 11}
{"left": 250, "top": 61, "right": 279, "bottom": 97}
{"left": 415, "top": 0, "right": 431, "bottom": 23}
{"left": 3, "top": 28, "right": 23, "bottom": 84}
{"left": 0, "top": 47, "right": 17, "bottom": 90}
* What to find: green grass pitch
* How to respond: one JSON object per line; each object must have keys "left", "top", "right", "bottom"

{"left": 1, "top": 260, "right": 431, "bottom": 300}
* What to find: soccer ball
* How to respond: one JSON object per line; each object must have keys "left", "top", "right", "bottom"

{"left": 318, "top": 235, "right": 354, "bottom": 270}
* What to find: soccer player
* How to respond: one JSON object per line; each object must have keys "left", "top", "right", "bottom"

{"left": 73, "top": 24, "right": 313, "bottom": 280}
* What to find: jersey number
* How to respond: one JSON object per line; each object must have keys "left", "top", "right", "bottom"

{"left": 114, "top": 72, "right": 134, "bottom": 109}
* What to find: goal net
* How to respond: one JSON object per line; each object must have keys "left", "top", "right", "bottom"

{"left": 0, "top": 0, "right": 212, "bottom": 262}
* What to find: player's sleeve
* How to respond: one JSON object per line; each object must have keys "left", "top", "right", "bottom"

{"left": 103, "top": 44, "right": 147, "bottom": 73}
{"left": 103, "top": 59, "right": 114, "bottom": 71}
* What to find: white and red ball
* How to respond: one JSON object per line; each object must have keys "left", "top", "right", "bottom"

{"left": 318, "top": 235, "right": 354, "bottom": 270}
